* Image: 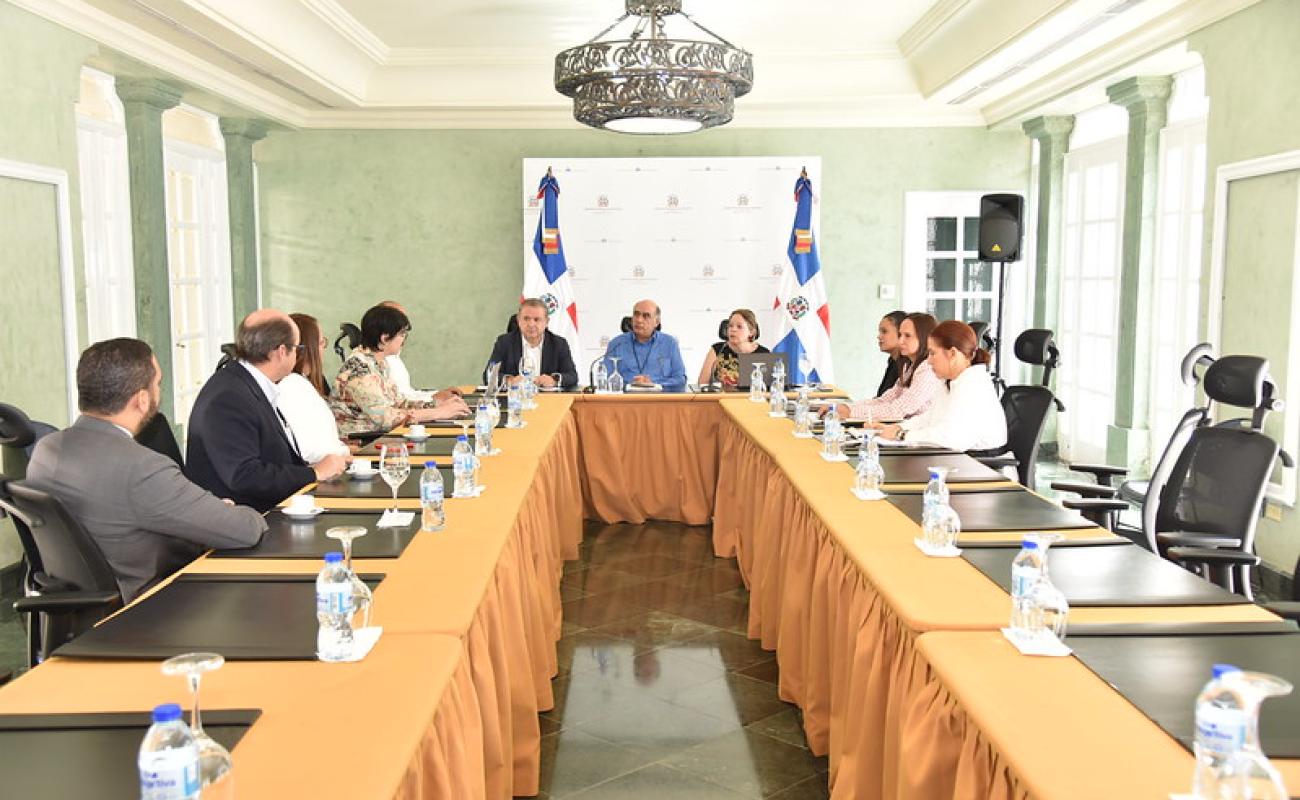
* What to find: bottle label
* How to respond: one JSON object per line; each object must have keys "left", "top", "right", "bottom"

{"left": 1011, "top": 564, "right": 1039, "bottom": 598}
{"left": 421, "top": 482, "right": 444, "bottom": 503}
{"left": 140, "top": 745, "right": 200, "bottom": 799}
{"left": 316, "top": 584, "right": 353, "bottom": 616}
{"left": 1196, "top": 706, "right": 1246, "bottom": 756}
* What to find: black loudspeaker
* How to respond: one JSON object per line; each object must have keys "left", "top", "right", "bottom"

{"left": 978, "top": 194, "right": 1024, "bottom": 262}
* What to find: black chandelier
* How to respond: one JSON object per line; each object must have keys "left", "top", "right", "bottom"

{"left": 554, "top": 0, "right": 754, "bottom": 134}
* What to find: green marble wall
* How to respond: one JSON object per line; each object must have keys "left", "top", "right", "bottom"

{"left": 1192, "top": 0, "right": 1300, "bottom": 572}
{"left": 254, "top": 128, "right": 1030, "bottom": 400}
{"left": 0, "top": 3, "right": 96, "bottom": 568}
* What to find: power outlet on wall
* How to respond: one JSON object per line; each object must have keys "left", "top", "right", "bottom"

{"left": 1265, "top": 502, "right": 1284, "bottom": 522}
{"left": 878, "top": 284, "right": 896, "bottom": 300}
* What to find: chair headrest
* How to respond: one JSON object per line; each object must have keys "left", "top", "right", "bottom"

{"left": 1203, "top": 356, "right": 1273, "bottom": 409}
{"left": 339, "top": 323, "right": 361, "bottom": 348}
{"left": 0, "top": 402, "right": 36, "bottom": 449}
{"left": 718, "top": 318, "right": 729, "bottom": 340}
{"left": 1013, "top": 329, "right": 1056, "bottom": 366}
{"left": 1180, "top": 342, "right": 1214, "bottom": 386}
{"left": 621, "top": 316, "right": 632, "bottom": 333}
{"left": 507, "top": 314, "right": 519, "bottom": 334}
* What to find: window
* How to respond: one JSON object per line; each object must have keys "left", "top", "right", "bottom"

{"left": 1147, "top": 67, "right": 1208, "bottom": 461}
{"left": 1056, "top": 135, "right": 1127, "bottom": 463}
{"left": 904, "top": 192, "right": 1009, "bottom": 326}
{"left": 75, "top": 68, "right": 136, "bottom": 342}
{"left": 163, "top": 106, "right": 233, "bottom": 430}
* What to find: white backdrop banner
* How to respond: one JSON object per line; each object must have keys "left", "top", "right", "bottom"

{"left": 521, "top": 157, "right": 824, "bottom": 384}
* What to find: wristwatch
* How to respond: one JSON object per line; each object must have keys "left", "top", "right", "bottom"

{"left": 897, "top": 428, "right": 907, "bottom": 441}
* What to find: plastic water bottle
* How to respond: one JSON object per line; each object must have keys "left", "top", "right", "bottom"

{"left": 822, "top": 404, "right": 843, "bottom": 457}
{"left": 772, "top": 358, "right": 786, "bottom": 387}
{"left": 139, "top": 703, "right": 200, "bottom": 800}
{"left": 923, "top": 468, "right": 950, "bottom": 517}
{"left": 506, "top": 383, "right": 523, "bottom": 428}
{"left": 749, "top": 363, "right": 767, "bottom": 402}
{"left": 768, "top": 378, "right": 786, "bottom": 416}
{"left": 1009, "top": 539, "right": 1044, "bottom": 637}
{"left": 453, "top": 435, "right": 475, "bottom": 497}
{"left": 420, "top": 461, "right": 445, "bottom": 532}
{"left": 316, "top": 551, "right": 355, "bottom": 662}
{"left": 474, "top": 397, "right": 494, "bottom": 455}
{"left": 1193, "top": 664, "right": 1247, "bottom": 798}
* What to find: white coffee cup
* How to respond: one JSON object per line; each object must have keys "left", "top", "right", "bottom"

{"left": 286, "top": 494, "right": 317, "bottom": 514}
{"left": 350, "top": 457, "right": 374, "bottom": 475}
{"left": 408, "top": 423, "right": 427, "bottom": 438}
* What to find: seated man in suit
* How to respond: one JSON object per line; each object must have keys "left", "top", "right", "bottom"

{"left": 186, "top": 309, "right": 347, "bottom": 512}
{"left": 25, "top": 338, "right": 267, "bottom": 602}
{"left": 603, "top": 299, "right": 687, "bottom": 392}
{"left": 486, "top": 298, "right": 580, "bottom": 389}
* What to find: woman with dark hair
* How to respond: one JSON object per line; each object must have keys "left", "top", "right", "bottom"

{"left": 277, "top": 313, "right": 350, "bottom": 463}
{"left": 697, "top": 308, "right": 770, "bottom": 388}
{"left": 825, "top": 312, "right": 941, "bottom": 421}
{"left": 876, "top": 310, "right": 908, "bottom": 396}
{"left": 331, "top": 305, "right": 470, "bottom": 435}
{"left": 876, "top": 320, "right": 1006, "bottom": 451}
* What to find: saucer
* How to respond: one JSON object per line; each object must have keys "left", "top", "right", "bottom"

{"left": 403, "top": 433, "right": 430, "bottom": 442}
{"left": 349, "top": 469, "right": 378, "bottom": 480}
{"left": 283, "top": 506, "right": 324, "bottom": 519}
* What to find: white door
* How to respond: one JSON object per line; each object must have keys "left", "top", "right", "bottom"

{"left": 1056, "top": 137, "right": 1126, "bottom": 463}
{"left": 164, "top": 142, "right": 233, "bottom": 430}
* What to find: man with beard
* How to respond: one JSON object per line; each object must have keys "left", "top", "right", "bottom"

{"left": 24, "top": 338, "right": 266, "bottom": 602}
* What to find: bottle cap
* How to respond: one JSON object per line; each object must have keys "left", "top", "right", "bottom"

{"left": 152, "top": 703, "right": 183, "bottom": 723}
{"left": 425, "top": 461, "right": 439, "bottom": 468}
{"left": 324, "top": 552, "right": 343, "bottom": 563}
{"left": 1021, "top": 540, "right": 1038, "bottom": 549}
{"left": 1212, "top": 663, "right": 1242, "bottom": 679}
{"left": 457, "top": 434, "right": 468, "bottom": 442}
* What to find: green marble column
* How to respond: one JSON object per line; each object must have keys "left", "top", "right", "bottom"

{"left": 1021, "top": 116, "right": 1075, "bottom": 332}
{"left": 116, "top": 78, "right": 183, "bottom": 421}
{"left": 1105, "top": 76, "right": 1172, "bottom": 471}
{"left": 220, "top": 118, "right": 268, "bottom": 325}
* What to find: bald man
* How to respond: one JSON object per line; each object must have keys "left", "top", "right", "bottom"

{"left": 186, "top": 309, "right": 347, "bottom": 511}
{"left": 603, "top": 299, "right": 687, "bottom": 392}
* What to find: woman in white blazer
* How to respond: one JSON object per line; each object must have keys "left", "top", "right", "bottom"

{"left": 874, "top": 320, "right": 1006, "bottom": 452}
{"left": 278, "top": 313, "right": 351, "bottom": 464}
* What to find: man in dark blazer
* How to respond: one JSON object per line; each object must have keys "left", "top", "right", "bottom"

{"left": 25, "top": 338, "right": 267, "bottom": 602}
{"left": 486, "top": 298, "right": 579, "bottom": 389}
{"left": 186, "top": 309, "right": 346, "bottom": 512}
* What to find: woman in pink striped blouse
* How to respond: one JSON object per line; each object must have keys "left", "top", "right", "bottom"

{"left": 827, "top": 312, "right": 942, "bottom": 422}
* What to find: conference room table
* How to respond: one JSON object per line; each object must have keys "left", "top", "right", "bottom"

{"left": 0, "top": 389, "right": 1292, "bottom": 799}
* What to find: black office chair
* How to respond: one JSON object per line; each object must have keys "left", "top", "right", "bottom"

{"left": 620, "top": 316, "right": 661, "bottom": 333}
{"left": 1, "top": 481, "right": 123, "bottom": 665}
{"left": 135, "top": 412, "right": 183, "bottom": 468}
{"left": 506, "top": 314, "right": 520, "bottom": 334}
{"left": 215, "top": 343, "right": 237, "bottom": 373}
{"left": 333, "top": 323, "right": 361, "bottom": 362}
{"left": 0, "top": 401, "right": 57, "bottom": 464}
{"left": 717, "top": 318, "right": 730, "bottom": 340}
{"left": 968, "top": 329, "right": 1064, "bottom": 488}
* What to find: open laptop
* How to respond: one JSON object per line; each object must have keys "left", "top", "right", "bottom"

{"left": 735, "top": 352, "right": 790, "bottom": 389}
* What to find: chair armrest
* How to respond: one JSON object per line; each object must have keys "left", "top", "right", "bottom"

{"left": 1166, "top": 547, "right": 1261, "bottom": 568}
{"left": 13, "top": 590, "right": 121, "bottom": 615}
{"left": 1067, "top": 463, "right": 1129, "bottom": 485}
{"left": 1262, "top": 601, "right": 1300, "bottom": 622}
{"left": 1051, "top": 481, "right": 1120, "bottom": 499}
{"left": 976, "top": 456, "right": 1018, "bottom": 470}
{"left": 1155, "top": 532, "right": 1244, "bottom": 550}
{"left": 1061, "top": 499, "right": 1129, "bottom": 513}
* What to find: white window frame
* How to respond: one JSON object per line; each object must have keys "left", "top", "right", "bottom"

{"left": 163, "top": 137, "right": 234, "bottom": 428}
{"left": 0, "top": 158, "right": 79, "bottom": 419}
{"left": 76, "top": 111, "right": 136, "bottom": 342}
{"left": 1056, "top": 135, "right": 1127, "bottom": 464}
{"left": 1208, "top": 148, "right": 1300, "bottom": 505}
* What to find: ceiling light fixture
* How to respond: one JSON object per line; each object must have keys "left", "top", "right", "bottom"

{"left": 555, "top": 0, "right": 754, "bottom": 135}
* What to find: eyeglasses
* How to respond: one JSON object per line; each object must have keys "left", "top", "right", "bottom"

{"left": 290, "top": 344, "right": 306, "bottom": 353}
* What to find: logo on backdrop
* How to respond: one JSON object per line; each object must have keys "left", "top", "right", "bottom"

{"left": 527, "top": 196, "right": 539, "bottom": 208}
{"left": 597, "top": 194, "right": 610, "bottom": 208}
{"left": 599, "top": 335, "right": 611, "bottom": 348}
{"left": 771, "top": 264, "right": 783, "bottom": 277}
{"left": 702, "top": 264, "right": 715, "bottom": 278}
{"left": 667, "top": 194, "right": 680, "bottom": 208}
{"left": 737, "top": 194, "right": 750, "bottom": 207}
{"left": 567, "top": 267, "right": 578, "bottom": 279}
{"left": 632, "top": 265, "right": 646, "bottom": 279}
{"left": 540, "top": 293, "right": 560, "bottom": 316}
{"left": 786, "top": 296, "right": 810, "bottom": 321}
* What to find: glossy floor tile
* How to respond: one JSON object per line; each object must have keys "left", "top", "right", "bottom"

{"left": 523, "top": 521, "right": 829, "bottom": 799}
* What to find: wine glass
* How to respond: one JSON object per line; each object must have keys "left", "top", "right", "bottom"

{"left": 161, "top": 653, "right": 232, "bottom": 792}
{"left": 1220, "top": 671, "right": 1294, "bottom": 799}
{"left": 926, "top": 504, "right": 961, "bottom": 551}
{"left": 855, "top": 452, "right": 885, "bottom": 496}
{"left": 607, "top": 357, "right": 625, "bottom": 393}
{"left": 1025, "top": 533, "right": 1068, "bottom": 638}
{"left": 378, "top": 444, "right": 410, "bottom": 511}
{"left": 326, "top": 525, "right": 373, "bottom": 628}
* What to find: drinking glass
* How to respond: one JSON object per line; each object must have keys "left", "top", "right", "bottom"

{"left": 1221, "top": 671, "right": 1294, "bottom": 799}
{"left": 855, "top": 453, "right": 885, "bottom": 495}
{"left": 161, "top": 653, "right": 232, "bottom": 793}
{"left": 379, "top": 444, "right": 410, "bottom": 511}
{"left": 592, "top": 359, "right": 609, "bottom": 393}
{"left": 1025, "top": 533, "right": 1068, "bottom": 638}
{"left": 926, "top": 505, "right": 961, "bottom": 550}
{"left": 326, "top": 525, "right": 372, "bottom": 628}
{"left": 519, "top": 355, "right": 539, "bottom": 408}
{"left": 861, "top": 428, "right": 881, "bottom": 463}
{"left": 749, "top": 363, "right": 766, "bottom": 402}
{"left": 607, "top": 357, "right": 625, "bottom": 393}
{"left": 485, "top": 393, "right": 502, "bottom": 428}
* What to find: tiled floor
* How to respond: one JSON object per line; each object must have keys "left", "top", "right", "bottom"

{"left": 525, "top": 520, "right": 828, "bottom": 799}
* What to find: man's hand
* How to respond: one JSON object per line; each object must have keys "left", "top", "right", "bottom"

{"left": 426, "top": 397, "right": 471, "bottom": 420}
{"left": 877, "top": 423, "right": 903, "bottom": 441}
{"left": 506, "top": 375, "right": 524, "bottom": 386}
{"left": 818, "top": 403, "right": 850, "bottom": 419}
{"left": 313, "top": 454, "right": 347, "bottom": 482}
{"left": 433, "top": 387, "right": 463, "bottom": 402}
{"left": 536, "top": 374, "right": 557, "bottom": 388}
{"left": 632, "top": 375, "right": 654, "bottom": 387}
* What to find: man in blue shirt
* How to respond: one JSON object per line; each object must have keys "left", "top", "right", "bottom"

{"left": 604, "top": 299, "right": 687, "bottom": 392}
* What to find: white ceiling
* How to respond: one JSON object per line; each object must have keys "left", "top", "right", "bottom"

{"left": 12, "top": 0, "right": 1260, "bottom": 129}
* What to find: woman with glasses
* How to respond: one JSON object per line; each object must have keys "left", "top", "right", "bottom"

{"left": 277, "top": 313, "right": 351, "bottom": 462}
{"left": 331, "top": 304, "right": 470, "bottom": 436}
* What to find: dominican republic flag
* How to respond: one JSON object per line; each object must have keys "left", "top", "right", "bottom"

{"left": 772, "top": 172, "right": 833, "bottom": 385}
{"left": 525, "top": 170, "right": 580, "bottom": 358}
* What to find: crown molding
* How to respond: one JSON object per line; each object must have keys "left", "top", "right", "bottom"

{"left": 297, "top": 0, "right": 388, "bottom": 64}
{"left": 897, "top": 0, "right": 971, "bottom": 57}
{"left": 980, "top": 0, "right": 1259, "bottom": 126}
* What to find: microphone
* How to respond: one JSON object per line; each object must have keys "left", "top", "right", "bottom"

{"left": 699, "top": 357, "right": 721, "bottom": 393}
{"left": 585, "top": 353, "right": 606, "bottom": 394}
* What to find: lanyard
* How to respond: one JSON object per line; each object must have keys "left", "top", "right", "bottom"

{"left": 631, "top": 336, "right": 652, "bottom": 375}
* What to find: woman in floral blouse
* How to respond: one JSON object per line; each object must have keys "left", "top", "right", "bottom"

{"left": 332, "top": 304, "right": 470, "bottom": 435}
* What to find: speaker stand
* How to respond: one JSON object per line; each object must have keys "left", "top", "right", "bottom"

{"left": 989, "top": 259, "right": 1009, "bottom": 394}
